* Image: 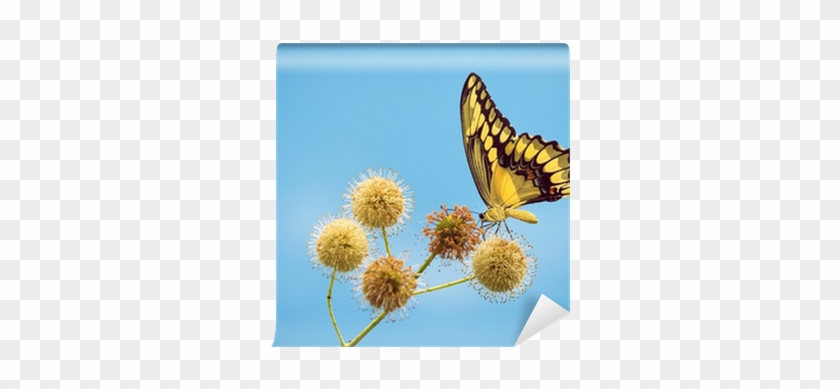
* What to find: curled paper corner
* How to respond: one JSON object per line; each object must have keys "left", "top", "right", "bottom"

{"left": 514, "top": 294, "right": 570, "bottom": 346}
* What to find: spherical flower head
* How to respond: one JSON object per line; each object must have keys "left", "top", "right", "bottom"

{"left": 422, "top": 204, "right": 483, "bottom": 263}
{"left": 469, "top": 235, "right": 536, "bottom": 303}
{"left": 358, "top": 256, "right": 418, "bottom": 320}
{"left": 308, "top": 213, "right": 369, "bottom": 279}
{"left": 344, "top": 168, "right": 413, "bottom": 235}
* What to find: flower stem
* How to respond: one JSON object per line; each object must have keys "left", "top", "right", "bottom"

{"left": 413, "top": 275, "right": 475, "bottom": 296}
{"left": 327, "top": 269, "right": 346, "bottom": 347}
{"left": 415, "top": 253, "right": 436, "bottom": 277}
{"left": 381, "top": 227, "right": 392, "bottom": 257}
{"left": 346, "top": 309, "right": 387, "bottom": 347}
{"left": 346, "top": 273, "right": 476, "bottom": 347}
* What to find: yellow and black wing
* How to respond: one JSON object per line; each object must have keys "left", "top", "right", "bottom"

{"left": 459, "top": 72, "right": 571, "bottom": 209}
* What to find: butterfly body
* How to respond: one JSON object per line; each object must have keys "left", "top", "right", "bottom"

{"left": 482, "top": 207, "right": 538, "bottom": 224}
{"left": 459, "top": 72, "right": 571, "bottom": 229}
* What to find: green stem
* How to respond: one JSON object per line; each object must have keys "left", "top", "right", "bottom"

{"left": 345, "top": 271, "right": 475, "bottom": 347}
{"left": 415, "top": 253, "right": 436, "bottom": 277}
{"left": 414, "top": 275, "right": 475, "bottom": 296}
{"left": 346, "top": 310, "right": 387, "bottom": 347}
{"left": 381, "top": 227, "right": 392, "bottom": 257}
{"left": 327, "top": 269, "right": 346, "bottom": 347}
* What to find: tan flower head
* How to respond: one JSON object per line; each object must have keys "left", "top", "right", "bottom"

{"left": 344, "top": 168, "right": 413, "bottom": 235}
{"left": 423, "top": 204, "right": 483, "bottom": 263}
{"left": 308, "top": 213, "right": 369, "bottom": 280}
{"left": 469, "top": 235, "right": 536, "bottom": 303}
{"left": 357, "top": 256, "right": 418, "bottom": 321}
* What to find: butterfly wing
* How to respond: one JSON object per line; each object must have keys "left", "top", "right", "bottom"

{"left": 502, "top": 132, "right": 571, "bottom": 206}
{"left": 459, "top": 73, "right": 571, "bottom": 210}
{"left": 460, "top": 73, "right": 496, "bottom": 207}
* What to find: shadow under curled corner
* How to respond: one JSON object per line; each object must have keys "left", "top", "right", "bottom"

{"left": 274, "top": 43, "right": 571, "bottom": 347}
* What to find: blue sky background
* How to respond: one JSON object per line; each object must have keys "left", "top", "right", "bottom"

{"left": 274, "top": 44, "right": 570, "bottom": 347}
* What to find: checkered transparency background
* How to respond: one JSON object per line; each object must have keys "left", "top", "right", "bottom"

{"left": 0, "top": 0, "right": 838, "bottom": 387}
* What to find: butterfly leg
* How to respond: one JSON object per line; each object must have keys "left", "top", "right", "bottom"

{"left": 503, "top": 221, "right": 513, "bottom": 239}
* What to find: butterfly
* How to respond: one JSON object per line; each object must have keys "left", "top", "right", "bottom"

{"left": 459, "top": 72, "right": 571, "bottom": 232}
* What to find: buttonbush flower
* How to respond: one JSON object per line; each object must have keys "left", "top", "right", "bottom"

{"left": 423, "top": 204, "right": 483, "bottom": 263}
{"left": 308, "top": 213, "right": 369, "bottom": 280}
{"left": 356, "top": 255, "right": 418, "bottom": 321}
{"left": 469, "top": 235, "right": 536, "bottom": 303}
{"left": 344, "top": 168, "right": 413, "bottom": 235}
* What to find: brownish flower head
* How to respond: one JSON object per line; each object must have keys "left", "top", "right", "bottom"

{"left": 470, "top": 235, "right": 535, "bottom": 303}
{"left": 344, "top": 168, "right": 413, "bottom": 234}
{"left": 360, "top": 256, "right": 418, "bottom": 315}
{"left": 422, "top": 204, "right": 483, "bottom": 262}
